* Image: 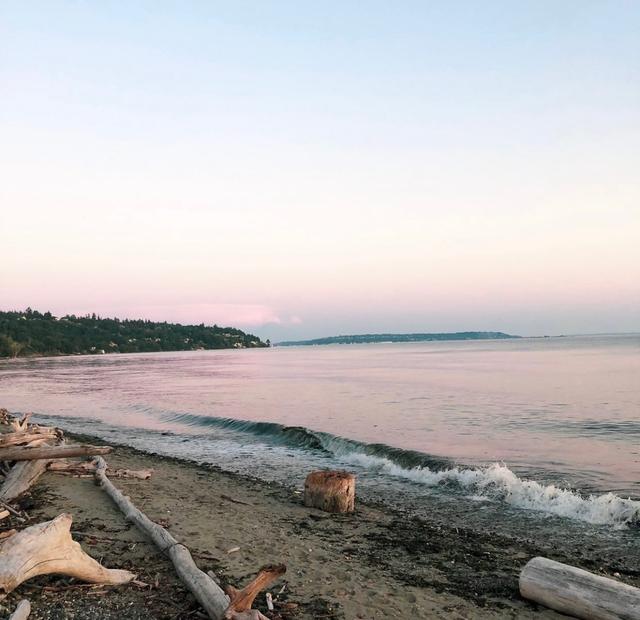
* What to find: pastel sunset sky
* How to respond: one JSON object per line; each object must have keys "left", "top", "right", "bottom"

{"left": 1, "top": 2, "right": 638, "bottom": 340}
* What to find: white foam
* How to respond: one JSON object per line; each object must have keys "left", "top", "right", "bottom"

{"left": 341, "top": 452, "right": 640, "bottom": 527}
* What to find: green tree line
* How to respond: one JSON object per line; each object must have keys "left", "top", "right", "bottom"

{"left": 0, "top": 308, "right": 268, "bottom": 358}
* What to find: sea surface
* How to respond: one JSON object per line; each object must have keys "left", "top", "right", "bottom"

{"left": 1, "top": 334, "right": 639, "bottom": 549}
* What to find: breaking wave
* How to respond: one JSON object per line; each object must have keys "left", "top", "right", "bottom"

{"left": 167, "top": 412, "right": 640, "bottom": 528}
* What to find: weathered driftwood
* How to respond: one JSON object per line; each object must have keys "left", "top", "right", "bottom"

{"left": 48, "top": 460, "right": 153, "bottom": 480}
{"left": 0, "top": 444, "right": 112, "bottom": 462}
{"left": 304, "top": 470, "right": 355, "bottom": 513}
{"left": 94, "top": 457, "right": 283, "bottom": 619}
{"left": 0, "top": 509, "right": 9, "bottom": 520}
{"left": 94, "top": 457, "right": 230, "bottom": 619}
{"left": 0, "top": 429, "right": 59, "bottom": 449}
{"left": 0, "top": 530, "right": 16, "bottom": 541}
{"left": 0, "top": 513, "right": 135, "bottom": 596}
{"left": 0, "top": 438, "right": 55, "bottom": 502}
{"left": 520, "top": 556, "right": 640, "bottom": 620}
{"left": 225, "top": 564, "right": 286, "bottom": 620}
{"left": 0, "top": 460, "right": 51, "bottom": 502}
{"left": 7, "top": 414, "right": 31, "bottom": 433}
{"left": 8, "top": 599, "right": 31, "bottom": 620}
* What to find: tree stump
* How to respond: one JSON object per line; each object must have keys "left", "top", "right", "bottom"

{"left": 303, "top": 470, "right": 355, "bottom": 513}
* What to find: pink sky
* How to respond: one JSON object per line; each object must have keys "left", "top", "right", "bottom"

{"left": 1, "top": 3, "right": 639, "bottom": 339}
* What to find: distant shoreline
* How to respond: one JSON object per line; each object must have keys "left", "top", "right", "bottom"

{"left": 275, "top": 331, "right": 520, "bottom": 347}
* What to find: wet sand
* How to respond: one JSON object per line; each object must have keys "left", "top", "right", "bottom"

{"left": 1, "top": 438, "right": 635, "bottom": 619}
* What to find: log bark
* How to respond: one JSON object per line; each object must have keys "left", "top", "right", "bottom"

{"left": 0, "top": 444, "right": 112, "bottom": 462}
{"left": 8, "top": 599, "right": 31, "bottom": 620}
{"left": 0, "top": 513, "right": 135, "bottom": 595}
{"left": 520, "top": 556, "right": 640, "bottom": 620}
{"left": 94, "top": 457, "right": 230, "bottom": 619}
{"left": 304, "top": 470, "right": 355, "bottom": 513}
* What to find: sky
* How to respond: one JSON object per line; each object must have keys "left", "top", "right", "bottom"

{"left": 1, "top": 1, "right": 639, "bottom": 340}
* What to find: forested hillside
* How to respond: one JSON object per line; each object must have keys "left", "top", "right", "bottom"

{"left": 0, "top": 309, "right": 268, "bottom": 358}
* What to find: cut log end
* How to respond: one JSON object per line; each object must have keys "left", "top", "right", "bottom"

{"left": 304, "top": 470, "right": 355, "bottom": 513}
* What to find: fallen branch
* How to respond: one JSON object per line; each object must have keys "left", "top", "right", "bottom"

{"left": 520, "top": 556, "right": 640, "bottom": 620}
{"left": 0, "top": 513, "right": 135, "bottom": 596}
{"left": 94, "top": 456, "right": 230, "bottom": 619}
{"left": 0, "top": 444, "right": 112, "bottom": 462}
{"left": 8, "top": 599, "right": 31, "bottom": 620}
{"left": 94, "top": 457, "right": 283, "bottom": 619}
{"left": 224, "top": 565, "right": 286, "bottom": 620}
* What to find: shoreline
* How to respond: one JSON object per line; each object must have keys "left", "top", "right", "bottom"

{"left": 4, "top": 431, "right": 639, "bottom": 618}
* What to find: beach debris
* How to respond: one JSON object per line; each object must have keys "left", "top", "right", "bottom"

{"left": 265, "top": 592, "right": 274, "bottom": 611}
{"left": 520, "top": 556, "right": 640, "bottom": 620}
{"left": 227, "top": 546, "right": 241, "bottom": 554}
{"left": 0, "top": 412, "right": 114, "bottom": 502}
{"left": 94, "top": 456, "right": 230, "bottom": 619}
{"left": 0, "top": 513, "right": 135, "bottom": 597}
{"left": 304, "top": 470, "right": 355, "bottom": 513}
{"left": 0, "top": 428, "right": 60, "bottom": 449}
{"left": 0, "top": 443, "right": 112, "bottom": 462}
{"left": 94, "top": 455, "right": 286, "bottom": 619}
{"left": 224, "top": 564, "right": 286, "bottom": 620}
{"left": 0, "top": 450, "right": 54, "bottom": 503}
{"left": 0, "top": 510, "right": 9, "bottom": 520}
{"left": 0, "top": 530, "right": 16, "bottom": 541}
{"left": 8, "top": 414, "right": 31, "bottom": 433}
{"left": 48, "top": 460, "right": 153, "bottom": 480}
{"left": 8, "top": 599, "right": 31, "bottom": 620}
{"left": 220, "top": 494, "right": 251, "bottom": 506}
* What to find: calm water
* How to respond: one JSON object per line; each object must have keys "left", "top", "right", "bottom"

{"left": 1, "top": 334, "right": 639, "bottom": 532}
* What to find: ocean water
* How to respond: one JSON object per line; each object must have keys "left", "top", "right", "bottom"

{"left": 1, "top": 335, "right": 639, "bottom": 538}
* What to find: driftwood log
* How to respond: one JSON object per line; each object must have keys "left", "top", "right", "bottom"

{"left": 48, "top": 460, "right": 153, "bottom": 479}
{"left": 520, "top": 556, "right": 640, "bottom": 620}
{"left": 94, "top": 456, "right": 231, "bottom": 618}
{"left": 8, "top": 599, "right": 31, "bottom": 620}
{"left": 0, "top": 438, "right": 54, "bottom": 502}
{"left": 0, "top": 444, "right": 112, "bottom": 462}
{"left": 0, "top": 429, "right": 59, "bottom": 448}
{"left": 0, "top": 513, "right": 135, "bottom": 596}
{"left": 94, "top": 457, "right": 284, "bottom": 619}
{"left": 304, "top": 470, "right": 355, "bottom": 513}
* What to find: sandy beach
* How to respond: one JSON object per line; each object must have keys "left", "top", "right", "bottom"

{"left": 5, "top": 433, "right": 631, "bottom": 619}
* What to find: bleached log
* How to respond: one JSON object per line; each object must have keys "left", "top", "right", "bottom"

{"left": 94, "top": 457, "right": 230, "bottom": 619}
{"left": 0, "top": 509, "right": 9, "bottom": 520}
{"left": 0, "top": 513, "right": 135, "bottom": 595}
{"left": 48, "top": 461, "right": 153, "bottom": 480}
{"left": 304, "top": 470, "right": 355, "bottom": 513}
{"left": 0, "top": 460, "right": 49, "bottom": 502}
{"left": 0, "top": 429, "right": 59, "bottom": 449}
{"left": 0, "top": 444, "right": 112, "bottom": 462}
{"left": 520, "top": 556, "right": 640, "bottom": 620}
{"left": 94, "top": 457, "right": 283, "bottom": 619}
{"left": 8, "top": 599, "right": 31, "bottom": 620}
{"left": 0, "top": 436, "right": 55, "bottom": 502}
